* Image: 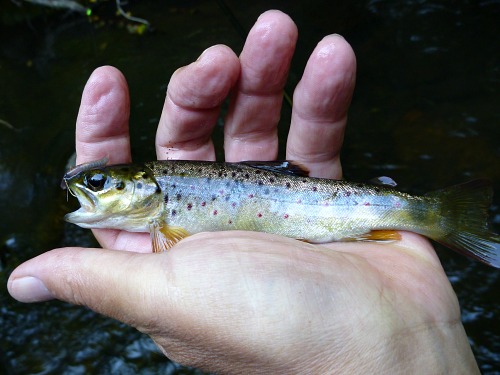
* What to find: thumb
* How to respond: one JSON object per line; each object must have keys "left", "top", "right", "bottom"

{"left": 7, "top": 248, "right": 170, "bottom": 330}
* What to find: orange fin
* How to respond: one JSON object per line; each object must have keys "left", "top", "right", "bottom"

{"left": 357, "top": 230, "right": 402, "bottom": 242}
{"left": 149, "top": 221, "right": 190, "bottom": 253}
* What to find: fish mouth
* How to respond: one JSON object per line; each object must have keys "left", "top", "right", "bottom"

{"left": 64, "top": 184, "right": 104, "bottom": 225}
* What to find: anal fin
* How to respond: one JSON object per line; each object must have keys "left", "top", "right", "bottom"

{"left": 149, "top": 220, "right": 190, "bottom": 253}
{"left": 358, "top": 230, "right": 402, "bottom": 242}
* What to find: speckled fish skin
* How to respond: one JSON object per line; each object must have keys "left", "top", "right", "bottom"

{"left": 63, "top": 159, "right": 500, "bottom": 268}
{"left": 145, "top": 160, "right": 434, "bottom": 243}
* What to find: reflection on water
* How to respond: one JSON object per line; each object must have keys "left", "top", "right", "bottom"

{"left": 1, "top": 0, "right": 499, "bottom": 373}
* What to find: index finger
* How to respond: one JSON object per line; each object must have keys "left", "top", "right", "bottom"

{"left": 75, "top": 66, "right": 131, "bottom": 165}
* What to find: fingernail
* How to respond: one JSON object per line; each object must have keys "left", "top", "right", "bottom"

{"left": 9, "top": 276, "right": 54, "bottom": 303}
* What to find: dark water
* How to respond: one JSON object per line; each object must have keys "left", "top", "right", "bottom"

{"left": 1, "top": 0, "right": 499, "bottom": 373}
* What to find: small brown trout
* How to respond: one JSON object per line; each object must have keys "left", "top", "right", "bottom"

{"left": 62, "top": 158, "right": 500, "bottom": 268}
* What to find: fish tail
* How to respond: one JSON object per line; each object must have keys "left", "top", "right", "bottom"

{"left": 426, "top": 179, "right": 500, "bottom": 268}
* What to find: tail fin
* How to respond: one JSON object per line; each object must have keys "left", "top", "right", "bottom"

{"left": 426, "top": 179, "right": 500, "bottom": 268}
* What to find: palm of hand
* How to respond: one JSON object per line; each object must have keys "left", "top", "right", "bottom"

{"left": 92, "top": 228, "right": 457, "bottom": 370}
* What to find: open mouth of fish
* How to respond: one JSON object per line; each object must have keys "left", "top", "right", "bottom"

{"left": 63, "top": 184, "right": 104, "bottom": 225}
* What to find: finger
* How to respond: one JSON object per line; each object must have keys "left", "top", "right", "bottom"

{"left": 286, "top": 35, "right": 356, "bottom": 179}
{"left": 75, "top": 66, "right": 131, "bottom": 165}
{"left": 7, "top": 248, "right": 163, "bottom": 316}
{"left": 156, "top": 45, "right": 240, "bottom": 161}
{"left": 223, "top": 10, "right": 298, "bottom": 162}
{"left": 74, "top": 66, "right": 143, "bottom": 250}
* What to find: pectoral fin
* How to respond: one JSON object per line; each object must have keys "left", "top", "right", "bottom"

{"left": 149, "top": 220, "right": 190, "bottom": 253}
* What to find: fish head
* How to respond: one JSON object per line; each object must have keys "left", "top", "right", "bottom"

{"left": 62, "top": 163, "right": 163, "bottom": 230}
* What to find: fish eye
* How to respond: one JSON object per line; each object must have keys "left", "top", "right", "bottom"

{"left": 84, "top": 173, "right": 108, "bottom": 191}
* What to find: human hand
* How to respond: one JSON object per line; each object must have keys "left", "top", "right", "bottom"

{"left": 8, "top": 10, "right": 478, "bottom": 374}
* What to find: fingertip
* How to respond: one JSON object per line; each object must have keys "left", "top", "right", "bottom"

{"left": 294, "top": 34, "right": 356, "bottom": 120}
{"left": 168, "top": 45, "right": 240, "bottom": 109}
{"left": 239, "top": 10, "right": 298, "bottom": 93}
{"left": 156, "top": 45, "right": 240, "bottom": 161}
{"left": 8, "top": 248, "right": 167, "bottom": 323}
{"left": 8, "top": 276, "right": 54, "bottom": 303}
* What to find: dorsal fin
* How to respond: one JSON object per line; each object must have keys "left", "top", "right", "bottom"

{"left": 368, "top": 176, "right": 397, "bottom": 187}
{"left": 240, "top": 161, "right": 310, "bottom": 177}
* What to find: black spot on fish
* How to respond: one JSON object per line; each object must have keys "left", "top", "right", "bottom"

{"left": 244, "top": 173, "right": 250, "bottom": 179}
{"left": 211, "top": 195, "right": 217, "bottom": 201}
{"left": 187, "top": 203, "right": 192, "bottom": 210}
{"left": 231, "top": 171, "right": 236, "bottom": 178}
{"left": 164, "top": 194, "right": 169, "bottom": 204}
{"left": 198, "top": 168, "right": 203, "bottom": 173}
{"left": 285, "top": 182, "right": 291, "bottom": 189}
{"left": 257, "top": 180, "right": 263, "bottom": 186}
{"left": 176, "top": 193, "right": 182, "bottom": 201}
{"left": 218, "top": 171, "right": 223, "bottom": 177}
{"left": 269, "top": 177, "right": 275, "bottom": 183}
{"left": 171, "top": 209, "right": 177, "bottom": 216}
{"left": 312, "top": 186, "right": 317, "bottom": 192}
{"left": 255, "top": 170, "right": 261, "bottom": 174}
{"left": 171, "top": 183, "right": 177, "bottom": 189}
{"left": 162, "top": 169, "right": 169, "bottom": 175}
{"left": 374, "top": 187, "right": 381, "bottom": 193}
{"left": 137, "top": 182, "right": 143, "bottom": 189}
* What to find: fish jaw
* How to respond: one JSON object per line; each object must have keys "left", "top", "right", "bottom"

{"left": 64, "top": 207, "right": 109, "bottom": 227}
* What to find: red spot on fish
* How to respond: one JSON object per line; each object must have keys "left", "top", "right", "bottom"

{"left": 395, "top": 202, "right": 401, "bottom": 208}
{"left": 296, "top": 199, "right": 302, "bottom": 204}
{"left": 284, "top": 214, "right": 289, "bottom": 219}
{"left": 257, "top": 213, "right": 262, "bottom": 218}
{"left": 364, "top": 202, "right": 371, "bottom": 206}
{"left": 231, "top": 202, "right": 236, "bottom": 208}
{"left": 201, "top": 201, "right": 206, "bottom": 207}
{"left": 187, "top": 203, "right": 192, "bottom": 210}
{"left": 248, "top": 194, "right": 254, "bottom": 198}
{"left": 213, "top": 210, "right": 218, "bottom": 215}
